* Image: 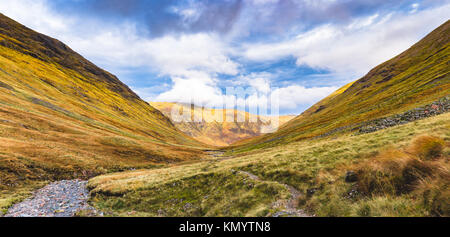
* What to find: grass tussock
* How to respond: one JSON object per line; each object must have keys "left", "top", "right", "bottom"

{"left": 344, "top": 134, "right": 449, "bottom": 216}
{"left": 410, "top": 135, "right": 446, "bottom": 160}
{"left": 354, "top": 149, "right": 437, "bottom": 196}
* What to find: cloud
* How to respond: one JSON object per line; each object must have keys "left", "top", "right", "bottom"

{"left": 42, "top": 0, "right": 422, "bottom": 38}
{"left": 273, "top": 85, "right": 338, "bottom": 110}
{"left": 0, "top": 1, "right": 239, "bottom": 79}
{"left": 0, "top": 0, "right": 73, "bottom": 37}
{"left": 155, "top": 71, "right": 226, "bottom": 107}
{"left": 49, "top": 0, "right": 244, "bottom": 37}
{"left": 154, "top": 70, "right": 337, "bottom": 114}
{"left": 410, "top": 3, "right": 420, "bottom": 13}
{"left": 241, "top": 4, "right": 450, "bottom": 76}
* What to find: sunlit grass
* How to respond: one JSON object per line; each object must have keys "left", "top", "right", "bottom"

{"left": 89, "top": 113, "right": 449, "bottom": 216}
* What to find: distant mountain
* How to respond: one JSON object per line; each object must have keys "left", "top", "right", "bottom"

{"left": 0, "top": 14, "right": 206, "bottom": 188}
{"left": 232, "top": 20, "right": 450, "bottom": 151}
{"left": 150, "top": 102, "right": 295, "bottom": 146}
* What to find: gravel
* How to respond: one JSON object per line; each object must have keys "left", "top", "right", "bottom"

{"left": 4, "top": 180, "right": 102, "bottom": 217}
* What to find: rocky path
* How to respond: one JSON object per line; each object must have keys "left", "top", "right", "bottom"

{"left": 238, "top": 171, "right": 311, "bottom": 217}
{"left": 4, "top": 180, "right": 101, "bottom": 217}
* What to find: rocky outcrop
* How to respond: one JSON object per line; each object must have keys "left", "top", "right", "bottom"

{"left": 358, "top": 97, "right": 449, "bottom": 134}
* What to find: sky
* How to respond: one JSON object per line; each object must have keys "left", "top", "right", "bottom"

{"left": 0, "top": 0, "right": 449, "bottom": 115}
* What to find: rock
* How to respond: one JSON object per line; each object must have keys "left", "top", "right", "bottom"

{"left": 306, "top": 188, "right": 318, "bottom": 196}
{"left": 345, "top": 171, "right": 358, "bottom": 183}
{"left": 4, "top": 179, "right": 100, "bottom": 217}
{"left": 183, "top": 203, "right": 193, "bottom": 211}
{"left": 358, "top": 97, "right": 449, "bottom": 134}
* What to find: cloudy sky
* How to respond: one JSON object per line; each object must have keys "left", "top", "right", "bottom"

{"left": 0, "top": 0, "right": 449, "bottom": 114}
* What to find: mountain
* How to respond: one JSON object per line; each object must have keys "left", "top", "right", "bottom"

{"left": 0, "top": 13, "right": 206, "bottom": 188}
{"left": 230, "top": 20, "right": 450, "bottom": 152}
{"left": 150, "top": 102, "right": 295, "bottom": 146}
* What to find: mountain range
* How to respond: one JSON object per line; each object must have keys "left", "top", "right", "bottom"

{"left": 150, "top": 102, "right": 295, "bottom": 146}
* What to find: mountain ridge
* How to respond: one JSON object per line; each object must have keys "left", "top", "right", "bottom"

{"left": 150, "top": 102, "right": 295, "bottom": 146}
{"left": 0, "top": 13, "right": 207, "bottom": 190}
{"left": 230, "top": 19, "right": 450, "bottom": 152}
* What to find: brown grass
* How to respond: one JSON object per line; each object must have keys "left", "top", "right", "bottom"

{"left": 349, "top": 135, "right": 449, "bottom": 216}
{"left": 410, "top": 135, "right": 446, "bottom": 160}
{"left": 89, "top": 113, "right": 449, "bottom": 216}
{"left": 354, "top": 149, "right": 438, "bottom": 195}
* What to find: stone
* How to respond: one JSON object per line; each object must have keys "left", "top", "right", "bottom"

{"left": 345, "top": 171, "right": 358, "bottom": 183}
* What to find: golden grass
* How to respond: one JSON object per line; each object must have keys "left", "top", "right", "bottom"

{"left": 410, "top": 135, "right": 446, "bottom": 160}
{"left": 88, "top": 113, "right": 449, "bottom": 216}
{"left": 0, "top": 13, "right": 209, "bottom": 203}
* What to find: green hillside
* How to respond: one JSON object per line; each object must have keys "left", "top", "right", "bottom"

{"left": 230, "top": 20, "right": 450, "bottom": 153}
{"left": 0, "top": 13, "right": 207, "bottom": 192}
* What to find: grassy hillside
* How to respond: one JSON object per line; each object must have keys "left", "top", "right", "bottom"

{"left": 86, "top": 20, "right": 449, "bottom": 217}
{"left": 150, "top": 102, "right": 295, "bottom": 146}
{"left": 0, "top": 13, "right": 207, "bottom": 199}
{"left": 230, "top": 20, "right": 450, "bottom": 153}
{"left": 88, "top": 113, "right": 449, "bottom": 217}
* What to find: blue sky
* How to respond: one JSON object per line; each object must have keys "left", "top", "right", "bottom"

{"left": 1, "top": 0, "right": 449, "bottom": 114}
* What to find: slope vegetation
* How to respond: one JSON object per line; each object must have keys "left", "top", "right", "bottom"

{"left": 150, "top": 102, "right": 295, "bottom": 146}
{"left": 89, "top": 113, "right": 449, "bottom": 216}
{"left": 230, "top": 20, "right": 450, "bottom": 153}
{"left": 0, "top": 13, "right": 206, "bottom": 192}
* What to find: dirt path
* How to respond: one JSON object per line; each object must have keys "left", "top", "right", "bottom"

{"left": 239, "top": 171, "right": 311, "bottom": 217}
{"left": 4, "top": 180, "right": 101, "bottom": 217}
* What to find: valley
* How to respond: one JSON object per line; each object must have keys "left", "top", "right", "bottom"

{"left": 84, "top": 20, "right": 450, "bottom": 217}
{"left": 0, "top": 14, "right": 448, "bottom": 217}
{"left": 88, "top": 113, "right": 449, "bottom": 216}
{"left": 150, "top": 102, "right": 295, "bottom": 146}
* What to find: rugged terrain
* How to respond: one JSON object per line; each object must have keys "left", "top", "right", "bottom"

{"left": 5, "top": 180, "right": 100, "bottom": 217}
{"left": 88, "top": 113, "right": 449, "bottom": 216}
{"left": 0, "top": 13, "right": 207, "bottom": 213}
{"left": 150, "top": 102, "right": 295, "bottom": 146}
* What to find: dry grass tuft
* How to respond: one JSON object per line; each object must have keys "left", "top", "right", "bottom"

{"left": 350, "top": 135, "right": 449, "bottom": 216}
{"left": 355, "top": 149, "right": 437, "bottom": 195}
{"left": 410, "top": 135, "right": 445, "bottom": 160}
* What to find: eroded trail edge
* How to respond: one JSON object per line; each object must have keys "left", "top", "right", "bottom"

{"left": 238, "top": 171, "right": 311, "bottom": 217}
{"left": 5, "top": 180, "right": 102, "bottom": 217}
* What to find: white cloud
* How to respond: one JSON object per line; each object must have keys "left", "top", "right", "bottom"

{"left": 410, "top": 3, "right": 420, "bottom": 14}
{"left": 1, "top": 0, "right": 238, "bottom": 77}
{"left": 155, "top": 70, "right": 337, "bottom": 114}
{"left": 242, "top": 4, "right": 450, "bottom": 77}
{"left": 155, "top": 71, "right": 226, "bottom": 107}
{"left": 0, "top": 0, "right": 73, "bottom": 36}
{"left": 273, "top": 85, "right": 337, "bottom": 110}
